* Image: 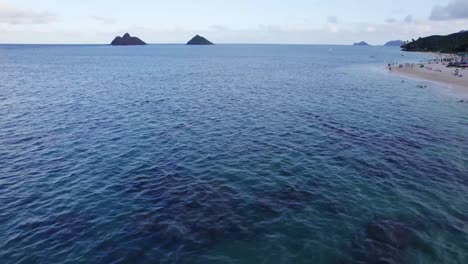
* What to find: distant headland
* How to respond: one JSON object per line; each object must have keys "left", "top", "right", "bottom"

{"left": 353, "top": 41, "right": 370, "bottom": 46}
{"left": 111, "top": 33, "right": 147, "bottom": 46}
{"left": 401, "top": 31, "right": 468, "bottom": 53}
{"left": 187, "top": 35, "right": 214, "bottom": 45}
{"left": 384, "top": 40, "right": 405, "bottom": 47}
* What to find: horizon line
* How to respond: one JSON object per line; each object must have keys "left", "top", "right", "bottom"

{"left": 0, "top": 43, "right": 395, "bottom": 46}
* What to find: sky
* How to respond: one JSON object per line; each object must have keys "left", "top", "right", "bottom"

{"left": 0, "top": 0, "right": 468, "bottom": 44}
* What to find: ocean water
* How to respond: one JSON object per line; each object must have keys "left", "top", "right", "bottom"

{"left": 0, "top": 44, "right": 467, "bottom": 264}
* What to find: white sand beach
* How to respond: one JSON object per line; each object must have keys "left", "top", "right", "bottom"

{"left": 389, "top": 54, "right": 468, "bottom": 93}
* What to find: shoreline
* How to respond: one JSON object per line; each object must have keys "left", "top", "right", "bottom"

{"left": 387, "top": 53, "right": 468, "bottom": 95}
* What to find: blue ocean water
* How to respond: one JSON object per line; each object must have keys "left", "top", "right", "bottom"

{"left": 0, "top": 44, "right": 467, "bottom": 264}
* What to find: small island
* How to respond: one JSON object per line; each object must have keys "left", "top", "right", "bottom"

{"left": 111, "top": 33, "right": 147, "bottom": 46}
{"left": 353, "top": 41, "right": 370, "bottom": 46}
{"left": 187, "top": 35, "right": 214, "bottom": 45}
{"left": 384, "top": 40, "right": 405, "bottom": 47}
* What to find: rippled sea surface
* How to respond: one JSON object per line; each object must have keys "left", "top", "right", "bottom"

{"left": 0, "top": 44, "right": 467, "bottom": 264}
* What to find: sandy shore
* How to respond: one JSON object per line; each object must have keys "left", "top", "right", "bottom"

{"left": 389, "top": 56, "right": 468, "bottom": 93}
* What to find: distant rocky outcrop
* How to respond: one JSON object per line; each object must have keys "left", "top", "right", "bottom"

{"left": 385, "top": 40, "right": 405, "bottom": 47}
{"left": 353, "top": 41, "right": 370, "bottom": 46}
{"left": 401, "top": 31, "right": 468, "bottom": 53}
{"left": 187, "top": 35, "right": 214, "bottom": 45}
{"left": 111, "top": 33, "right": 147, "bottom": 46}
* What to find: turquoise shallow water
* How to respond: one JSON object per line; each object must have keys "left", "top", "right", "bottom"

{"left": 0, "top": 44, "right": 467, "bottom": 264}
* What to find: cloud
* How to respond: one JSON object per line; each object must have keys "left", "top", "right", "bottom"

{"left": 404, "top": 15, "right": 413, "bottom": 23}
{"left": 385, "top": 18, "right": 396, "bottom": 23}
{"left": 430, "top": 0, "right": 468, "bottom": 21}
{"left": 258, "top": 24, "right": 283, "bottom": 32}
{"left": 90, "top": 16, "right": 115, "bottom": 25}
{"left": 326, "top": 24, "right": 339, "bottom": 33}
{"left": 209, "top": 25, "right": 231, "bottom": 31}
{"left": 366, "top": 26, "right": 377, "bottom": 33}
{"left": 0, "top": 0, "right": 55, "bottom": 24}
{"left": 2, "top": 19, "right": 467, "bottom": 45}
{"left": 327, "top": 16, "right": 338, "bottom": 24}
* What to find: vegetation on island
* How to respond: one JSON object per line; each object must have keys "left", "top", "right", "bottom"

{"left": 401, "top": 31, "right": 468, "bottom": 53}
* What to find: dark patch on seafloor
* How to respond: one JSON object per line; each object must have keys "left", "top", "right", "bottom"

{"left": 99, "top": 168, "right": 352, "bottom": 262}
{"left": 346, "top": 218, "right": 417, "bottom": 264}
{"left": 253, "top": 182, "right": 348, "bottom": 217}
{"left": 100, "top": 164, "right": 466, "bottom": 263}
{"left": 103, "top": 172, "right": 260, "bottom": 262}
{"left": 337, "top": 212, "right": 468, "bottom": 264}
{"left": 6, "top": 212, "right": 96, "bottom": 262}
